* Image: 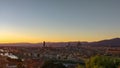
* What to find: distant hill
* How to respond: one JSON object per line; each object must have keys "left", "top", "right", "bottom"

{"left": 88, "top": 38, "right": 120, "bottom": 46}
{"left": 0, "top": 38, "right": 119, "bottom": 47}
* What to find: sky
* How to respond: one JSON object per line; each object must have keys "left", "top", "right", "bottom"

{"left": 0, "top": 0, "right": 120, "bottom": 43}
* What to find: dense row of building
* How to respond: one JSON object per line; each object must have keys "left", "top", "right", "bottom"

{"left": 0, "top": 41, "right": 120, "bottom": 68}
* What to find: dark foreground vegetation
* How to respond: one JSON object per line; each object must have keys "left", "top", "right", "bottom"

{"left": 40, "top": 56, "right": 120, "bottom": 68}
{"left": 85, "top": 56, "right": 120, "bottom": 68}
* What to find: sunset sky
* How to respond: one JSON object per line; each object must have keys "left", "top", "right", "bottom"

{"left": 0, "top": 0, "right": 120, "bottom": 43}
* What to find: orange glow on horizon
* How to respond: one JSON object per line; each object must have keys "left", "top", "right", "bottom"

{"left": 0, "top": 28, "right": 119, "bottom": 43}
{"left": 0, "top": 36, "right": 117, "bottom": 43}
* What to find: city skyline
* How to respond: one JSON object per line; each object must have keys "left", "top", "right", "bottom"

{"left": 0, "top": 0, "right": 120, "bottom": 43}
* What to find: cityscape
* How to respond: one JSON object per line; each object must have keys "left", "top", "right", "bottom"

{"left": 0, "top": 38, "right": 120, "bottom": 68}
{"left": 0, "top": 0, "right": 120, "bottom": 68}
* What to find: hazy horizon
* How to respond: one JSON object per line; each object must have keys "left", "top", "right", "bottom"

{"left": 0, "top": 0, "right": 120, "bottom": 43}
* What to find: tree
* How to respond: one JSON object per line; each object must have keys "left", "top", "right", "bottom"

{"left": 76, "top": 64, "right": 85, "bottom": 68}
{"left": 86, "top": 56, "right": 120, "bottom": 68}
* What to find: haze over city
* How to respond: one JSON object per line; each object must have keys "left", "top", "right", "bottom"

{"left": 0, "top": 0, "right": 120, "bottom": 43}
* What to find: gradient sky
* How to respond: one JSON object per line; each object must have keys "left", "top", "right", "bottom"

{"left": 0, "top": 0, "right": 120, "bottom": 43}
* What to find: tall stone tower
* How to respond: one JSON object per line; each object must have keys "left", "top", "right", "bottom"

{"left": 43, "top": 41, "right": 46, "bottom": 47}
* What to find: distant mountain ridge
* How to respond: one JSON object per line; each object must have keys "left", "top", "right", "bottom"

{"left": 0, "top": 38, "right": 120, "bottom": 47}
{"left": 88, "top": 38, "right": 120, "bottom": 46}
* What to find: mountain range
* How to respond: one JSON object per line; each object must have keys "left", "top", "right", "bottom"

{"left": 0, "top": 38, "right": 120, "bottom": 47}
{"left": 87, "top": 38, "right": 120, "bottom": 47}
